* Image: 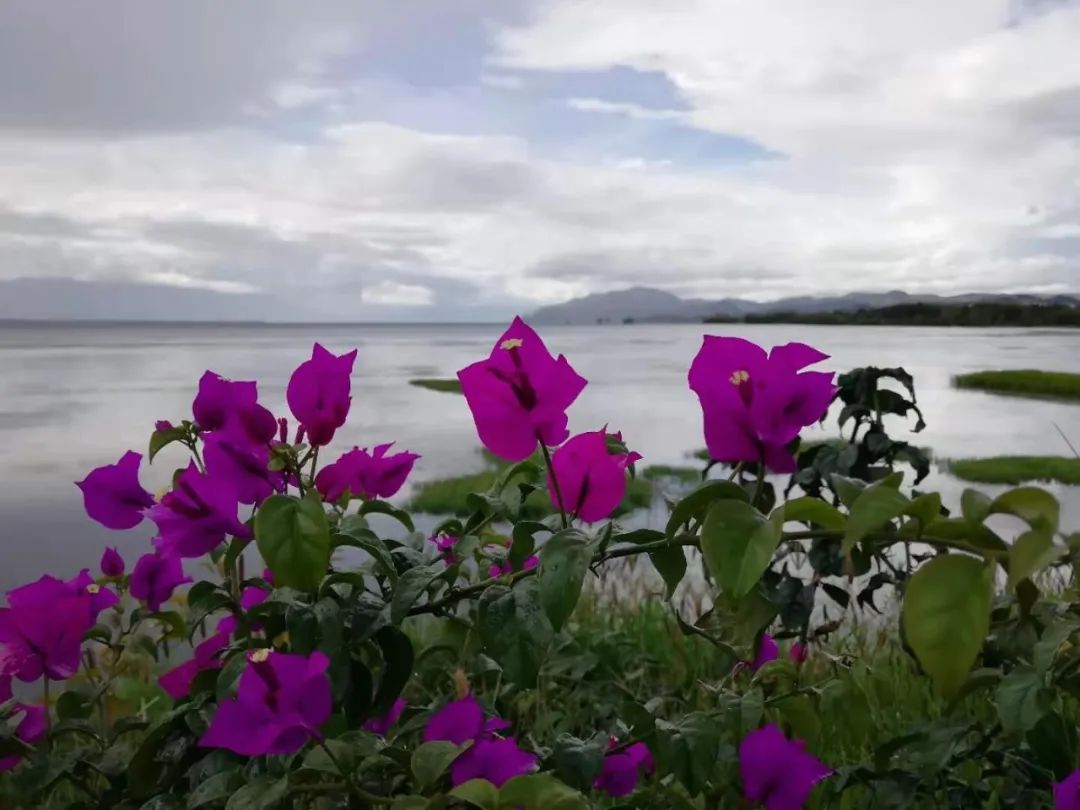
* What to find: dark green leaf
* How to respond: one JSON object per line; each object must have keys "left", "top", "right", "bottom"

{"left": 390, "top": 564, "right": 444, "bottom": 624}
{"left": 497, "top": 774, "right": 589, "bottom": 809}
{"left": 449, "top": 779, "right": 500, "bottom": 810}
{"left": 149, "top": 426, "right": 188, "bottom": 463}
{"left": 549, "top": 734, "right": 606, "bottom": 792}
{"left": 781, "top": 497, "right": 845, "bottom": 530}
{"left": 649, "top": 545, "right": 687, "bottom": 598}
{"left": 996, "top": 668, "right": 1053, "bottom": 734}
{"left": 701, "top": 500, "right": 783, "bottom": 600}
{"left": 411, "top": 740, "right": 467, "bottom": 790}
{"left": 478, "top": 580, "right": 553, "bottom": 688}
{"left": 254, "top": 494, "right": 331, "bottom": 592}
{"left": 843, "top": 478, "right": 909, "bottom": 554}
{"left": 224, "top": 776, "right": 287, "bottom": 810}
{"left": 665, "top": 480, "right": 749, "bottom": 541}
{"left": 187, "top": 770, "right": 244, "bottom": 808}
{"left": 372, "top": 626, "right": 413, "bottom": 715}
{"left": 538, "top": 528, "right": 591, "bottom": 630}
{"left": 360, "top": 499, "right": 415, "bottom": 533}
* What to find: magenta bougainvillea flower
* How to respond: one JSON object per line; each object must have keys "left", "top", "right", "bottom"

{"left": 199, "top": 649, "right": 331, "bottom": 756}
{"left": 192, "top": 372, "right": 276, "bottom": 442}
{"left": 0, "top": 574, "right": 115, "bottom": 681}
{"left": 286, "top": 344, "right": 357, "bottom": 447}
{"left": 740, "top": 723, "right": 830, "bottom": 810}
{"left": 424, "top": 695, "right": 537, "bottom": 787}
{"left": 688, "top": 337, "right": 835, "bottom": 473}
{"left": 203, "top": 426, "right": 282, "bottom": 506}
{"left": 547, "top": 430, "right": 641, "bottom": 522}
{"left": 158, "top": 616, "right": 236, "bottom": 700}
{"left": 0, "top": 675, "right": 46, "bottom": 771}
{"left": 1055, "top": 770, "right": 1080, "bottom": 810}
{"left": 99, "top": 547, "right": 125, "bottom": 578}
{"left": 430, "top": 534, "right": 459, "bottom": 555}
{"left": 594, "top": 740, "right": 654, "bottom": 798}
{"left": 364, "top": 698, "right": 406, "bottom": 736}
{"left": 749, "top": 634, "right": 779, "bottom": 671}
{"left": 148, "top": 463, "right": 250, "bottom": 558}
{"left": 458, "top": 317, "right": 587, "bottom": 462}
{"left": 488, "top": 555, "right": 538, "bottom": 579}
{"left": 790, "top": 641, "right": 808, "bottom": 665}
{"left": 129, "top": 552, "right": 190, "bottom": 612}
{"left": 314, "top": 443, "right": 420, "bottom": 502}
{"left": 76, "top": 451, "right": 155, "bottom": 530}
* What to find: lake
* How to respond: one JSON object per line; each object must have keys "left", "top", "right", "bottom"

{"left": 1, "top": 321, "right": 1078, "bottom": 592}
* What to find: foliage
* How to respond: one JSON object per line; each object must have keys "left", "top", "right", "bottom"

{"left": 707, "top": 301, "right": 1080, "bottom": 328}
{"left": 409, "top": 378, "right": 463, "bottom": 394}
{"left": 948, "top": 456, "right": 1080, "bottom": 486}
{"left": 2, "top": 322, "right": 1078, "bottom": 810}
{"left": 953, "top": 369, "right": 1080, "bottom": 401}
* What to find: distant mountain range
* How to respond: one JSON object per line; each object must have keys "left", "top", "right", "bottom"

{"left": 530, "top": 286, "right": 1080, "bottom": 324}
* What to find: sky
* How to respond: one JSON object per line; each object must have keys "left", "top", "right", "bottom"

{"left": 0, "top": 0, "right": 1079, "bottom": 321}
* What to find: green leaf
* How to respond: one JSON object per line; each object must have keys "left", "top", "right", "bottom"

{"left": 843, "top": 478, "right": 910, "bottom": 554}
{"left": 665, "top": 480, "right": 749, "bottom": 541}
{"left": 450, "top": 779, "right": 500, "bottom": 810}
{"left": 149, "top": 425, "right": 188, "bottom": 463}
{"left": 649, "top": 545, "right": 687, "bottom": 598}
{"left": 390, "top": 564, "right": 444, "bottom": 624}
{"left": 372, "top": 626, "right": 414, "bottom": 714}
{"left": 224, "top": 776, "right": 288, "bottom": 810}
{"left": 478, "top": 580, "right": 553, "bottom": 688}
{"left": 905, "top": 492, "right": 942, "bottom": 528}
{"left": 56, "top": 690, "right": 93, "bottom": 720}
{"left": 781, "top": 497, "right": 845, "bottom": 531}
{"left": 254, "top": 494, "right": 331, "bottom": 592}
{"left": 538, "top": 528, "right": 592, "bottom": 630}
{"left": 996, "top": 668, "right": 1053, "bottom": 734}
{"left": 829, "top": 474, "right": 867, "bottom": 508}
{"left": 612, "top": 528, "right": 666, "bottom": 545}
{"left": 360, "top": 499, "right": 415, "bottom": 533}
{"left": 497, "top": 774, "right": 589, "bottom": 810}
{"left": 335, "top": 520, "right": 398, "bottom": 586}
{"left": 549, "top": 733, "right": 606, "bottom": 793}
{"left": 902, "top": 554, "right": 993, "bottom": 697}
{"left": 187, "top": 770, "right": 244, "bottom": 808}
{"left": 411, "top": 740, "right": 467, "bottom": 790}
{"left": 990, "top": 486, "right": 1060, "bottom": 533}
{"left": 1008, "top": 529, "right": 1060, "bottom": 589}
{"left": 961, "top": 488, "right": 992, "bottom": 526}
{"left": 510, "top": 521, "right": 550, "bottom": 570}
{"left": 1034, "top": 621, "right": 1080, "bottom": 675}
{"left": 700, "top": 500, "right": 783, "bottom": 600}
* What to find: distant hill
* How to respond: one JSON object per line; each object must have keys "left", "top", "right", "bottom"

{"left": 530, "top": 286, "right": 1080, "bottom": 324}
{"left": 713, "top": 301, "right": 1080, "bottom": 328}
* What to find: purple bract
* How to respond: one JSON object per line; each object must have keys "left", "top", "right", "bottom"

{"left": 286, "top": 344, "right": 357, "bottom": 447}
{"left": 740, "top": 723, "right": 831, "bottom": 810}
{"left": 547, "top": 429, "right": 640, "bottom": 523}
{"left": 76, "top": 450, "right": 155, "bottom": 531}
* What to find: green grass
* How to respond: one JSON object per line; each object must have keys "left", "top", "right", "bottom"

{"left": 947, "top": 455, "right": 1080, "bottom": 485}
{"left": 641, "top": 464, "right": 701, "bottom": 483}
{"left": 409, "top": 378, "right": 462, "bottom": 394}
{"left": 953, "top": 369, "right": 1080, "bottom": 401}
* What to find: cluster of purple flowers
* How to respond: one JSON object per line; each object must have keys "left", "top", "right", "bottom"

{"left": 0, "top": 318, "right": 861, "bottom": 804}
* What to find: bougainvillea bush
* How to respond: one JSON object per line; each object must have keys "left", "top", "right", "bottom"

{"left": 1, "top": 316, "right": 1078, "bottom": 809}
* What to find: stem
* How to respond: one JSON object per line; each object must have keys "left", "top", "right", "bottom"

{"left": 310, "top": 445, "right": 321, "bottom": 479}
{"left": 752, "top": 454, "right": 766, "bottom": 508}
{"left": 189, "top": 441, "right": 207, "bottom": 474}
{"left": 727, "top": 462, "right": 744, "bottom": 482}
{"left": 317, "top": 741, "right": 391, "bottom": 804}
{"left": 42, "top": 677, "right": 51, "bottom": 743}
{"left": 540, "top": 441, "right": 569, "bottom": 530}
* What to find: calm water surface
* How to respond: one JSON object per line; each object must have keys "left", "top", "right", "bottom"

{"left": 1, "top": 322, "right": 1078, "bottom": 591}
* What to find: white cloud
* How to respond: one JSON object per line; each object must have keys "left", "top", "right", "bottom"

{"left": 361, "top": 280, "right": 435, "bottom": 306}
{"left": 566, "top": 97, "right": 684, "bottom": 120}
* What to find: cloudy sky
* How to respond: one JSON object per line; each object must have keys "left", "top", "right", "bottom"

{"left": 1, "top": 0, "right": 1078, "bottom": 320}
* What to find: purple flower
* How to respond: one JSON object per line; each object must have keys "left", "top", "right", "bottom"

{"left": 594, "top": 741, "right": 654, "bottom": 798}
{"left": 364, "top": 698, "right": 406, "bottom": 736}
{"left": 423, "top": 696, "right": 536, "bottom": 788}
{"left": 199, "top": 649, "right": 332, "bottom": 756}
{"left": 0, "top": 574, "right": 112, "bottom": 682}
{"left": 241, "top": 585, "right": 269, "bottom": 612}
{"left": 100, "top": 547, "right": 125, "bottom": 578}
{"left": 159, "top": 616, "right": 235, "bottom": 700}
{"left": 688, "top": 337, "right": 835, "bottom": 473}
{"left": 430, "top": 534, "right": 459, "bottom": 556}
{"left": 314, "top": 443, "right": 420, "bottom": 502}
{"left": 155, "top": 420, "right": 175, "bottom": 432}
{"left": 488, "top": 555, "right": 538, "bottom": 579}
{"left": 790, "top": 642, "right": 808, "bottom": 665}
{"left": 130, "top": 552, "right": 190, "bottom": 613}
{"left": 148, "top": 463, "right": 250, "bottom": 558}
{"left": 286, "top": 344, "right": 357, "bottom": 447}
{"left": 76, "top": 451, "right": 155, "bottom": 530}
{"left": 740, "top": 724, "right": 830, "bottom": 810}
{"left": 1056, "top": 770, "right": 1080, "bottom": 810}
{"left": 749, "top": 634, "right": 779, "bottom": 671}
{"left": 547, "top": 430, "right": 641, "bottom": 523}
{"left": 0, "top": 676, "right": 46, "bottom": 771}
{"left": 457, "top": 317, "right": 587, "bottom": 462}
{"left": 203, "top": 426, "right": 283, "bottom": 506}
{"left": 192, "top": 372, "right": 276, "bottom": 442}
